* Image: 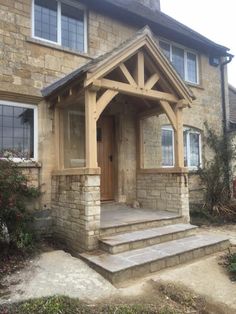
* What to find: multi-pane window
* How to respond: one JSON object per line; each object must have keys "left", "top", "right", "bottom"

{"left": 33, "top": 0, "right": 87, "bottom": 52}
{"left": 162, "top": 128, "right": 174, "bottom": 167}
{"left": 34, "top": 0, "right": 57, "bottom": 42}
{"left": 159, "top": 41, "right": 198, "bottom": 84}
{"left": 184, "top": 129, "right": 201, "bottom": 168}
{"left": 0, "top": 102, "right": 37, "bottom": 159}
{"left": 161, "top": 126, "right": 201, "bottom": 168}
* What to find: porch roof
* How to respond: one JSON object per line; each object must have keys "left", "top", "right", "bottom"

{"left": 42, "top": 26, "right": 195, "bottom": 103}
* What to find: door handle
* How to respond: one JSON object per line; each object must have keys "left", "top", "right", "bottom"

{"left": 109, "top": 155, "right": 113, "bottom": 162}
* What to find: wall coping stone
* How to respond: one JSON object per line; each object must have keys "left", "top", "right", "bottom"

{"left": 52, "top": 168, "right": 101, "bottom": 176}
{"left": 138, "top": 167, "right": 188, "bottom": 174}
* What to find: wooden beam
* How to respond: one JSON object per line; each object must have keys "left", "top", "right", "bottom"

{"left": 159, "top": 100, "right": 177, "bottom": 131}
{"left": 96, "top": 90, "right": 118, "bottom": 120}
{"left": 145, "top": 73, "right": 160, "bottom": 90}
{"left": 119, "top": 63, "right": 137, "bottom": 87}
{"left": 85, "top": 89, "right": 98, "bottom": 168}
{"left": 135, "top": 51, "right": 145, "bottom": 88}
{"left": 92, "top": 78, "right": 178, "bottom": 104}
{"left": 174, "top": 107, "right": 184, "bottom": 168}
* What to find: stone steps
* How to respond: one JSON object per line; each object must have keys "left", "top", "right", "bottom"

{"left": 99, "top": 224, "right": 198, "bottom": 254}
{"left": 100, "top": 215, "right": 184, "bottom": 237}
{"left": 80, "top": 234, "right": 230, "bottom": 286}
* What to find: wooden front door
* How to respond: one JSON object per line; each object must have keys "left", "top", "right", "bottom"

{"left": 97, "top": 116, "right": 115, "bottom": 201}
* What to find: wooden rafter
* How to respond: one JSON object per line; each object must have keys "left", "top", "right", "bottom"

{"left": 119, "top": 63, "right": 137, "bottom": 87}
{"left": 144, "top": 53, "right": 176, "bottom": 95}
{"left": 145, "top": 73, "right": 160, "bottom": 90}
{"left": 92, "top": 78, "right": 178, "bottom": 104}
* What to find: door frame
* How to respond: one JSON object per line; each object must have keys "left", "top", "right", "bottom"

{"left": 97, "top": 115, "right": 116, "bottom": 202}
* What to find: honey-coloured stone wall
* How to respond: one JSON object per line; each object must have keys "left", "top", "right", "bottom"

{"left": 51, "top": 174, "right": 101, "bottom": 252}
{"left": 137, "top": 173, "right": 190, "bottom": 221}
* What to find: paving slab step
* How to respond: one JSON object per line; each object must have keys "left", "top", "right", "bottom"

{"left": 80, "top": 234, "right": 230, "bottom": 285}
{"left": 100, "top": 215, "right": 184, "bottom": 237}
{"left": 99, "top": 224, "right": 198, "bottom": 254}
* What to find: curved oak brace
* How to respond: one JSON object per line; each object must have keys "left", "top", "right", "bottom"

{"left": 159, "top": 100, "right": 177, "bottom": 131}
{"left": 96, "top": 90, "right": 118, "bottom": 121}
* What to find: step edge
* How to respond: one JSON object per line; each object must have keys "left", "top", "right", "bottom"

{"left": 100, "top": 215, "right": 183, "bottom": 231}
{"left": 99, "top": 225, "right": 198, "bottom": 247}
{"left": 81, "top": 238, "right": 230, "bottom": 274}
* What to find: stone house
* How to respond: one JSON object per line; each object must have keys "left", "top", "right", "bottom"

{"left": 0, "top": 0, "right": 232, "bottom": 282}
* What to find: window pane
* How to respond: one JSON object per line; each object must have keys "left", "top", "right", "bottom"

{"left": 162, "top": 129, "right": 174, "bottom": 166}
{"left": 63, "top": 105, "right": 85, "bottom": 168}
{"left": 34, "top": 0, "right": 57, "bottom": 42}
{"left": 159, "top": 41, "right": 171, "bottom": 60}
{"left": 187, "top": 52, "right": 197, "bottom": 83}
{"left": 172, "top": 46, "right": 185, "bottom": 79}
{"left": 0, "top": 104, "right": 34, "bottom": 158}
{"left": 61, "top": 3, "right": 84, "bottom": 51}
{"left": 184, "top": 130, "right": 188, "bottom": 167}
{"left": 189, "top": 133, "right": 200, "bottom": 167}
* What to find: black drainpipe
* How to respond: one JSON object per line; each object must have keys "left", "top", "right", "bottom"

{"left": 220, "top": 54, "right": 233, "bottom": 135}
{"left": 220, "top": 54, "right": 233, "bottom": 196}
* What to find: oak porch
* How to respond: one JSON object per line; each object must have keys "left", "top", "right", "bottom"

{"left": 48, "top": 27, "right": 194, "bottom": 251}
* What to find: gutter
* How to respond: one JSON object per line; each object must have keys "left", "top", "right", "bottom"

{"left": 220, "top": 53, "right": 234, "bottom": 135}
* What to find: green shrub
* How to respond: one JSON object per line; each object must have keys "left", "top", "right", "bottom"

{"left": 0, "top": 159, "right": 40, "bottom": 249}
{"left": 220, "top": 252, "right": 236, "bottom": 281}
{"left": 197, "top": 124, "right": 236, "bottom": 221}
{"left": 227, "top": 253, "right": 236, "bottom": 280}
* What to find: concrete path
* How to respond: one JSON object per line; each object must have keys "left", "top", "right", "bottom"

{"left": 1, "top": 250, "right": 117, "bottom": 304}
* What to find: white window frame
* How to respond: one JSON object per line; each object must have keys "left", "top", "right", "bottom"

{"left": 31, "top": 0, "right": 88, "bottom": 53}
{"left": 161, "top": 125, "right": 175, "bottom": 168}
{"left": 0, "top": 100, "right": 38, "bottom": 162}
{"left": 161, "top": 126, "right": 202, "bottom": 170}
{"left": 159, "top": 39, "right": 199, "bottom": 85}
{"left": 184, "top": 127, "right": 202, "bottom": 170}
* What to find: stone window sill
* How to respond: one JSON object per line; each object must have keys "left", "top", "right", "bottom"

{"left": 16, "top": 161, "right": 42, "bottom": 168}
{"left": 26, "top": 37, "right": 93, "bottom": 60}
{"left": 187, "top": 82, "right": 204, "bottom": 90}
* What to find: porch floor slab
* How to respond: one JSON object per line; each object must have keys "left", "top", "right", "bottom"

{"left": 100, "top": 203, "right": 180, "bottom": 229}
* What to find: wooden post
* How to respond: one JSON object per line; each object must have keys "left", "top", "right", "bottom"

{"left": 134, "top": 51, "right": 145, "bottom": 88}
{"left": 85, "top": 89, "right": 98, "bottom": 168}
{"left": 174, "top": 107, "right": 184, "bottom": 168}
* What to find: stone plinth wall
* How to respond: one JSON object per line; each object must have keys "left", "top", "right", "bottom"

{"left": 51, "top": 174, "right": 100, "bottom": 252}
{"left": 20, "top": 164, "right": 40, "bottom": 189}
{"left": 137, "top": 173, "right": 189, "bottom": 221}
